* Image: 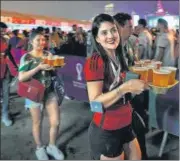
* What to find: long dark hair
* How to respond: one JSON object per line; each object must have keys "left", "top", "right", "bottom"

{"left": 91, "top": 13, "right": 128, "bottom": 81}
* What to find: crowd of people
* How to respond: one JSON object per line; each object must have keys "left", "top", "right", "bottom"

{"left": 0, "top": 11, "right": 179, "bottom": 160}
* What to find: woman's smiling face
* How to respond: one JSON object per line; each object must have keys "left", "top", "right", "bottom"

{"left": 96, "top": 21, "right": 120, "bottom": 52}
{"left": 31, "top": 34, "right": 46, "bottom": 50}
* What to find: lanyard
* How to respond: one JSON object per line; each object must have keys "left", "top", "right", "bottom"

{"left": 109, "top": 59, "right": 126, "bottom": 104}
{"left": 109, "top": 60, "right": 121, "bottom": 91}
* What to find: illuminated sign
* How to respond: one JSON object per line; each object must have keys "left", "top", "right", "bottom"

{"left": 132, "top": 15, "right": 140, "bottom": 27}
{"left": 1, "top": 16, "right": 12, "bottom": 23}
{"left": 147, "top": 15, "right": 179, "bottom": 29}
{"left": 35, "top": 19, "right": 46, "bottom": 25}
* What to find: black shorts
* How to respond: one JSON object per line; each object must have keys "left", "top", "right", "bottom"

{"left": 88, "top": 122, "right": 135, "bottom": 160}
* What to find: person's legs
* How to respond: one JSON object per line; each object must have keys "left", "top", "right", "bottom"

{"left": 123, "top": 138, "right": 141, "bottom": 160}
{"left": 100, "top": 152, "right": 124, "bottom": 160}
{"left": 1, "top": 73, "right": 12, "bottom": 127}
{"left": 45, "top": 93, "right": 64, "bottom": 160}
{"left": 27, "top": 100, "right": 49, "bottom": 160}
{"left": 29, "top": 107, "right": 43, "bottom": 148}
{"left": 46, "top": 99, "right": 60, "bottom": 145}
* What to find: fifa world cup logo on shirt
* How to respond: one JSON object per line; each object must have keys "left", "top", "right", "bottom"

{"left": 76, "top": 63, "right": 83, "bottom": 81}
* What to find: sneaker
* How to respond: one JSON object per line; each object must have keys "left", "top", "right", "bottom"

{"left": 1, "top": 116, "right": 13, "bottom": 127}
{"left": 35, "top": 147, "right": 49, "bottom": 160}
{"left": 46, "top": 144, "right": 64, "bottom": 160}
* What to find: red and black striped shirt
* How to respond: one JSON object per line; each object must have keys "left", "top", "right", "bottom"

{"left": 84, "top": 53, "right": 132, "bottom": 130}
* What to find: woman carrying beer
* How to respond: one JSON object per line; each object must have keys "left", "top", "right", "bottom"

{"left": 84, "top": 14, "right": 148, "bottom": 160}
{"left": 18, "top": 31, "right": 64, "bottom": 160}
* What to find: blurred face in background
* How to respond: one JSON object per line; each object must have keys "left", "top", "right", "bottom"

{"left": 157, "top": 23, "right": 165, "bottom": 32}
{"left": 77, "top": 27, "right": 83, "bottom": 33}
{"left": 137, "top": 24, "right": 144, "bottom": 31}
{"left": 121, "top": 20, "right": 133, "bottom": 40}
{"left": 133, "top": 26, "right": 140, "bottom": 35}
{"left": 0, "top": 28, "right": 7, "bottom": 35}
{"left": 72, "top": 25, "right": 77, "bottom": 32}
{"left": 75, "top": 33, "right": 84, "bottom": 43}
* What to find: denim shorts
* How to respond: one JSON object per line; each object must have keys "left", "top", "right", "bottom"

{"left": 25, "top": 92, "right": 58, "bottom": 110}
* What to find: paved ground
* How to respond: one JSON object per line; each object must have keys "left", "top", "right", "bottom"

{"left": 1, "top": 96, "right": 179, "bottom": 160}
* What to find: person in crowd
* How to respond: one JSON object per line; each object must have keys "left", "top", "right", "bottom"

{"left": 62, "top": 32, "right": 68, "bottom": 42}
{"left": 130, "top": 38, "right": 139, "bottom": 58}
{"left": 128, "top": 26, "right": 140, "bottom": 55}
{"left": 77, "top": 26, "right": 83, "bottom": 33}
{"left": 132, "top": 26, "right": 139, "bottom": 37}
{"left": 84, "top": 13, "right": 149, "bottom": 160}
{"left": 16, "top": 30, "right": 29, "bottom": 51}
{"left": 28, "top": 28, "right": 36, "bottom": 41}
{"left": 86, "top": 30, "right": 93, "bottom": 57}
{"left": 58, "top": 33, "right": 75, "bottom": 55}
{"left": 71, "top": 24, "right": 78, "bottom": 43}
{"left": 71, "top": 24, "right": 77, "bottom": 34}
{"left": 57, "top": 28, "right": 63, "bottom": 39}
{"left": 77, "top": 26, "right": 86, "bottom": 40}
{"left": 32, "top": 28, "right": 36, "bottom": 32}
{"left": 137, "top": 19, "right": 153, "bottom": 59}
{"left": 71, "top": 28, "right": 87, "bottom": 56}
{"left": 8, "top": 29, "right": 22, "bottom": 48}
{"left": 18, "top": 31, "right": 64, "bottom": 160}
{"left": 44, "top": 27, "right": 56, "bottom": 54}
{"left": 169, "top": 29, "right": 176, "bottom": 40}
{"left": 3, "top": 30, "right": 11, "bottom": 40}
{"left": 74, "top": 34, "right": 86, "bottom": 57}
{"left": 154, "top": 18, "right": 175, "bottom": 66}
{"left": 114, "top": 13, "right": 148, "bottom": 160}
{"left": 51, "top": 26, "right": 62, "bottom": 50}
{"left": 150, "top": 28, "right": 158, "bottom": 55}
{"left": 113, "top": 13, "right": 137, "bottom": 67}
{"left": 30, "top": 28, "right": 36, "bottom": 35}
{"left": 36, "top": 26, "right": 45, "bottom": 35}
{"left": 129, "top": 26, "right": 140, "bottom": 61}
{"left": 174, "top": 29, "right": 179, "bottom": 68}
{"left": 75, "top": 32, "right": 85, "bottom": 44}
{"left": 0, "top": 22, "right": 18, "bottom": 126}
{"left": 44, "top": 27, "right": 51, "bottom": 51}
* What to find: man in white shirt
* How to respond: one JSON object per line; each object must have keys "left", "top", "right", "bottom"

{"left": 138, "top": 19, "right": 153, "bottom": 60}
{"left": 154, "top": 18, "right": 175, "bottom": 66}
{"left": 129, "top": 26, "right": 140, "bottom": 61}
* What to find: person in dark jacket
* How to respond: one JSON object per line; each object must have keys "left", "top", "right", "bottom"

{"left": 58, "top": 33, "right": 75, "bottom": 55}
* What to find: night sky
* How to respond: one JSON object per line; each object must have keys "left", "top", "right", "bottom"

{"left": 1, "top": 1, "right": 179, "bottom": 20}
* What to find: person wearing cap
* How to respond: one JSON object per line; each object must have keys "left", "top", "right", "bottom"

{"left": 0, "top": 22, "right": 18, "bottom": 126}
{"left": 154, "top": 18, "right": 175, "bottom": 66}
{"left": 137, "top": 19, "right": 153, "bottom": 59}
